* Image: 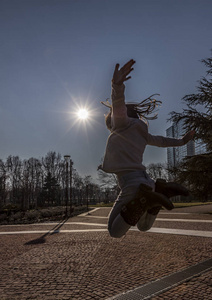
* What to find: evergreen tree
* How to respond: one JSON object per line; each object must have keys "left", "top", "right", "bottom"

{"left": 176, "top": 153, "right": 212, "bottom": 201}
{"left": 169, "top": 52, "right": 212, "bottom": 200}
{"left": 42, "top": 172, "right": 60, "bottom": 206}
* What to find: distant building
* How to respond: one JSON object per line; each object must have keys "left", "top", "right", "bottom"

{"left": 195, "top": 140, "right": 208, "bottom": 155}
{"left": 166, "top": 120, "right": 206, "bottom": 169}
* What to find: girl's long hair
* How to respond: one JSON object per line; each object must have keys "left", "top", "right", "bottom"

{"left": 102, "top": 94, "right": 162, "bottom": 130}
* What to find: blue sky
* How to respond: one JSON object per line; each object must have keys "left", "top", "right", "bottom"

{"left": 0, "top": 0, "right": 211, "bottom": 179}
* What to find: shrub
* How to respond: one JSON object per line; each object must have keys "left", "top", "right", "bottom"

{"left": 40, "top": 209, "right": 52, "bottom": 218}
{"left": 25, "top": 210, "right": 39, "bottom": 221}
{"left": 0, "top": 213, "right": 7, "bottom": 222}
{"left": 51, "top": 207, "right": 65, "bottom": 216}
{"left": 13, "top": 212, "right": 23, "bottom": 221}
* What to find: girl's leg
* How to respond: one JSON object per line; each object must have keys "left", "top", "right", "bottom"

{"left": 108, "top": 207, "right": 131, "bottom": 238}
{"left": 108, "top": 171, "right": 155, "bottom": 238}
{"left": 108, "top": 184, "right": 139, "bottom": 238}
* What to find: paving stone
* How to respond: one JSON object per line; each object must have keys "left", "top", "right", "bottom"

{"left": 0, "top": 206, "right": 211, "bottom": 299}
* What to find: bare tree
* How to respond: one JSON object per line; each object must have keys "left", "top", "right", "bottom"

{"left": 0, "top": 159, "right": 8, "bottom": 208}
{"left": 146, "top": 163, "right": 168, "bottom": 181}
{"left": 42, "top": 151, "right": 62, "bottom": 179}
{"left": 6, "top": 156, "right": 23, "bottom": 207}
{"left": 72, "top": 170, "right": 83, "bottom": 205}
{"left": 21, "top": 158, "right": 43, "bottom": 209}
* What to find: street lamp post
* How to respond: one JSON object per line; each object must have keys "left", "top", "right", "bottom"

{"left": 64, "top": 155, "right": 70, "bottom": 218}
{"left": 86, "top": 184, "right": 89, "bottom": 211}
{"left": 69, "top": 160, "right": 73, "bottom": 215}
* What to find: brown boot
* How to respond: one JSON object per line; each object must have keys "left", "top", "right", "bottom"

{"left": 155, "top": 179, "right": 189, "bottom": 198}
{"left": 121, "top": 183, "right": 173, "bottom": 226}
{"left": 148, "top": 179, "right": 189, "bottom": 216}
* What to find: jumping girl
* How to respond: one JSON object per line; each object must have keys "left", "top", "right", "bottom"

{"left": 100, "top": 59, "right": 195, "bottom": 238}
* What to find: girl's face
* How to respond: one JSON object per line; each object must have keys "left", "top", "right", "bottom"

{"left": 105, "top": 111, "right": 112, "bottom": 131}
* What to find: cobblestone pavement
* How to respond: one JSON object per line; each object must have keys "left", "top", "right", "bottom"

{"left": 0, "top": 205, "right": 212, "bottom": 299}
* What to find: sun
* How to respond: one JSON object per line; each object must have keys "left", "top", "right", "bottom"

{"left": 77, "top": 108, "right": 89, "bottom": 120}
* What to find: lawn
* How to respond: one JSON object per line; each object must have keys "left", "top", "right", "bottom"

{"left": 89, "top": 202, "right": 212, "bottom": 209}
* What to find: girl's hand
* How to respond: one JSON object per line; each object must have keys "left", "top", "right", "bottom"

{"left": 183, "top": 130, "right": 195, "bottom": 144}
{"left": 112, "top": 59, "right": 136, "bottom": 85}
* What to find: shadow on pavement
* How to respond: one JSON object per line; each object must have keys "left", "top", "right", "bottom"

{"left": 24, "top": 218, "right": 69, "bottom": 245}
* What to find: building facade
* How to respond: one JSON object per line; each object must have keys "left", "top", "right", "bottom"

{"left": 166, "top": 120, "right": 195, "bottom": 168}
{"left": 166, "top": 120, "right": 208, "bottom": 201}
{"left": 166, "top": 120, "right": 207, "bottom": 169}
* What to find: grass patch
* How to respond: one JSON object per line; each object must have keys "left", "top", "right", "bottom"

{"left": 173, "top": 202, "right": 212, "bottom": 208}
{"left": 89, "top": 203, "right": 114, "bottom": 208}
{"left": 90, "top": 202, "right": 212, "bottom": 209}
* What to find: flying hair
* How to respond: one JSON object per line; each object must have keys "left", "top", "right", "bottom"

{"left": 101, "top": 94, "right": 162, "bottom": 124}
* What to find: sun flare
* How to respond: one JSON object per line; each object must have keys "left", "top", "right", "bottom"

{"left": 77, "top": 108, "right": 89, "bottom": 120}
